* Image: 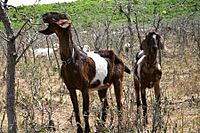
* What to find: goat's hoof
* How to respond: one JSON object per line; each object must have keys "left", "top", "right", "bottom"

{"left": 77, "top": 127, "right": 83, "bottom": 133}
{"left": 142, "top": 118, "right": 148, "bottom": 127}
{"left": 146, "top": 119, "right": 149, "bottom": 125}
{"left": 84, "top": 128, "right": 90, "bottom": 133}
{"left": 132, "top": 116, "right": 139, "bottom": 125}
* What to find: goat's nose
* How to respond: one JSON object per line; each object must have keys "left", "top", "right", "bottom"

{"left": 42, "top": 16, "right": 47, "bottom": 22}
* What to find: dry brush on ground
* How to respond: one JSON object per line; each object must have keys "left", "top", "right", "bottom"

{"left": 0, "top": 16, "right": 200, "bottom": 132}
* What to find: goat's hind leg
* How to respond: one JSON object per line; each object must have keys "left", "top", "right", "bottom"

{"left": 82, "top": 89, "right": 90, "bottom": 133}
{"left": 68, "top": 88, "right": 83, "bottom": 133}
{"left": 98, "top": 89, "right": 108, "bottom": 122}
{"left": 154, "top": 82, "right": 161, "bottom": 107}
{"left": 154, "top": 82, "right": 161, "bottom": 119}
{"left": 153, "top": 82, "right": 161, "bottom": 129}
{"left": 113, "top": 79, "right": 123, "bottom": 130}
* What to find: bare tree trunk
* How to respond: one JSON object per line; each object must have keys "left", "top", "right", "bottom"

{"left": 127, "top": 0, "right": 134, "bottom": 46}
{"left": 134, "top": 12, "right": 142, "bottom": 45}
{"left": 115, "top": 0, "right": 134, "bottom": 50}
{"left": 0, "top": 2, "right": 17, "bottom": 133}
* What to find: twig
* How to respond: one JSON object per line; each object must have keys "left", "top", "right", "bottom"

{"left": 72, "top": 23, "right": 82, "bottom": 49}
{"left": 50, "top": 37, "right": 61, "bottom": 74}
{"left": 101, "top": 6, "right": 117, "bottom": 49}
{"left": 0, "top": 33, "right": 9, "bottom": 42}
{"left": 0, "top": 30, "right": 9, "bottom": 41}
{"left": 15, "top": 32, "right": 38, "bottom": 64}
{"left": 0, "top": 110, "right": 6, "bottom": 132}
{"left": 15, "top": 43, "right": 31, "bottom": 64}
{"left": 13, "top": 19, "right": 30, "bottom": 40}
{"left": 134, "top": 12, "right": 142, "bottom": 45}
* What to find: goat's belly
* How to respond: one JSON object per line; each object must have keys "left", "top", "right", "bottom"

{"left": 89, "top": 83, "right": 111, "bottom": 91}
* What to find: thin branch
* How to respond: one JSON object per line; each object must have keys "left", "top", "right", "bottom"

{"left": 4, "top": 0, "right": 8, "bottom": 4}
{"left": 134, "top": 12, "right": 142, "bottom": 45}
{"left": 0, "top": 30, "right": 7, "bottom": 38}
{"left": 15, "top": 43, "right": 31, "bottom": 64}
{"left": 0, "top": 110, "right": 6, "bottom": 132}
{"left": 13, "top": 19, "right": 30, "bottom": 40}
{"left": 118, "top": 4, "right": 129, "bottom": 18}
{"left": 102, "top": 6, "right": 117, "bottom": 49}
{"left": 15, "top": 32, "right": 38, "bottom": 64}
{"left": 0, "top": 31, "right": 9, "bottom": 41}
{"left": 0, "top": 41, "right": 7, "bottom": 57}
{"left": 72, "top": 23, "right": 82, "bottom": 48}
{"left": 50, "top": 37, "right": 60, "bottom": 74}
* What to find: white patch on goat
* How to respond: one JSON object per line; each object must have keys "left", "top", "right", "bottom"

{"left": 86, "top": 52, "right": 108, "bottom": 86}
{"left": 138, "top": 50, "right": 144, "bottom": 58}
{"left": 153, "top": 34, "right": 157, "bottom": 40}
{"left": 156, "top": 63, "right": 161, "bottom": 70}
{"left": 137, "top": 55, "right": 146, "bottom": 79}
{"left": 71, "top": 48, "right": 75, "bottom": 58}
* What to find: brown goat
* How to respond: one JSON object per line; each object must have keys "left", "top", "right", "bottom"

{"left": 134, "top": 32, "right": 162, "bottom": 125}
{"left": 39, "top": 12, "right": 130, "bottom": 133}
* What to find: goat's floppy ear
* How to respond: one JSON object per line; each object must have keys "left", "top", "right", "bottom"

{"left": 140, "top": 37, "right": 148, "bottom": 50}
{"left": 55, "top": 19, "right": 71, "bottom": 28}
{"left": 39, "top": 27, "right": 54, "bottom": 35}
{"left": 157, "top": 34, "right": 165, "bottom": 50}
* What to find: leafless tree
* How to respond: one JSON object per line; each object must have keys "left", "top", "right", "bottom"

{"left": 0, "top": 1, "right": 31, "bottom": 132}
{"left": 115, "top": 0, "right": 134, "bottom": 46}
{"left": 0, "top": 1, "right": 18, "bottom": 132}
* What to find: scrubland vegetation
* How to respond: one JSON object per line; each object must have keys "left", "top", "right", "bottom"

{"left": 0, "top": 0, "right": 200, "bottom": 132}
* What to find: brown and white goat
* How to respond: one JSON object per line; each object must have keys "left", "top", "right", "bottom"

{"left": 134, "top": 32, "right": 163, "bottom": 125}
{"left": 39, "top": 12, "right": 130, "bottom": 133}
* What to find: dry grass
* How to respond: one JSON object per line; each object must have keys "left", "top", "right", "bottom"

{"left": 0, "top": 29, "right": 200, "bottom": 133}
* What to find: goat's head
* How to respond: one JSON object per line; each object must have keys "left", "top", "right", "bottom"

{"left": 141, "top": 32, "right": 162, "bottom": 55}
{"left": 39, "top": 12, "right": 71, "bottom": 35}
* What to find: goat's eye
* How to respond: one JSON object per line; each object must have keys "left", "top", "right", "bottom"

{"left": 61, "top": 14, "right": 66, "bottom": 18}
{"left": 52, "top": 18, "right": 56, "bottom": 22}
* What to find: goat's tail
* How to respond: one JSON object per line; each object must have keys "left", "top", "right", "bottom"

{"left": 97, "top": 50, "right": 131, "bottom": 74}
{"left": 112, "top": 53, "right": 131, "bottom": 74}
{"left": 124, "top": 65, "right": 131, "bottom": 74}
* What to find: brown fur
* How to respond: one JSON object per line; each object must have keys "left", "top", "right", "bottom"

{"left": 134, "top": 32, "right": 162, "bottom": 125}
{"left": 39, "top": 12, "right": 130, "bottom": 133}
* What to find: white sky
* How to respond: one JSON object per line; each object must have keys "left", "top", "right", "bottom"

{"left": 7, "top": 0, "right": 77, "bottom": 6}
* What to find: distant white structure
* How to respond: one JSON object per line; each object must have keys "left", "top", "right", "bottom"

{"left": 82, "top": 45, "right": 91, "bottom": 52}
{"left": 34, "top": 48, "right": 58, "bottom": 57}
{"left": 30, "top": 43, "right": 59, "bottom": 57}
{"left": 80, "top": 30, "right": 88, "bottom": 34}
{"left": 124, "top": 43, "right": 131, "bottom": 53}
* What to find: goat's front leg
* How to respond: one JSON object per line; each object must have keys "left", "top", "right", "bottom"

{"left": 68, "top": 88, "right": 83, "bottom": 133}
{"left": 141, "top": 84, "right": 148, "bottom": 125}
{"left": 134, "top": 77, "right": 141, "bottom": 114}
{"left": 153, "top": 81, "right": 161, "bottom": 127}
{"left": 82, "top": 89, "right": 90, "bottom": 133}
{"left": 98, "top": 89, "right": 108, "bottom": 122}
{"left": 154, "top": 81, "right": 161, "bottom": 106}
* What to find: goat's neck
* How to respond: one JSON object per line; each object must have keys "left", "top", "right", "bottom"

{"left": 147, "top": 53, "right": 157, "bottom": 65}
{"left": 57, "top": 29, "right": 77, "bottom": 61}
